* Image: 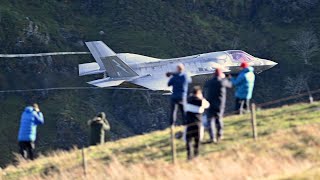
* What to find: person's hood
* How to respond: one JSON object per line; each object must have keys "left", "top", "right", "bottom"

{"left": 243, "top": 66, "right": 254, "bottom": 73}
{"left": 97, "top": 112, "right": 106, "bottom": 119}
{"left": 93, "top": 117, "right": 103, "bottom": 122}
{"left": 24, "top": 106, "right": 34, "bottom": 113}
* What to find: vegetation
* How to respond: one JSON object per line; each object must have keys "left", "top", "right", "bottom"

{"left": 2, "top": 102, "right": 320, "bottom": 179}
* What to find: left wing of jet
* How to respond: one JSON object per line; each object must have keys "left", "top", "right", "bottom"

{"left": 131, "top": 76, "right": 172, "bottom": 91}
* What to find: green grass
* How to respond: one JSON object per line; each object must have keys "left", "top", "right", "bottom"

{"left": 2, "top": 102, "right": 320, "bottom": 179}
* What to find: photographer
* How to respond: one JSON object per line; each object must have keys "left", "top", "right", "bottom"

{"left": 18, "top": 103, "right": 44, "bottom": 160}
{"left": 88, "top": 112, "right": 110, "bottom": 146}
{"left": 167, "top": 64, "right": 192, "bottom": 126}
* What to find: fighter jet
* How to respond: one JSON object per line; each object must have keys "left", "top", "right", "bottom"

{"left": 80, "top": 41, "right": 277, "bottom": 91}
{"left": 0, "top": 41, "right": 277, "bottom": 91}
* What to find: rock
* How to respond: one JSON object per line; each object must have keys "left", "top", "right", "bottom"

{"left": 99, "top": 30, "right": 105, "bottom": 35}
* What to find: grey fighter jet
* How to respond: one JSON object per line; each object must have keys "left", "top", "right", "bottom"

{"left": 0, "top": 41, "right": 277, "bottom": 91}
{"left": 80, "top": 41, "right": 277, "bottom": 91}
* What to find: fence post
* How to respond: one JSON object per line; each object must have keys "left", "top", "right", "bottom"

{"left": 81, "top": 148, "right": 87, "bottom": 177}
{"left": 250, "top": 103, "right": 258, "bottom": 140}
{"left": 0, "top": 167, "right": 3, "bottom": 180}
{"left": 170, "top": 125, "right": 177, "bottom": 164}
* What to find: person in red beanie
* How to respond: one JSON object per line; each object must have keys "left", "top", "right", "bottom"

{"left": 231, "top": 61, "right": 255, "bottom": 114}
{"left": 204, "top": 68, "right": 232, "bottom": 143}
{"left": 240, "top": 61, "right": 249, "bottom": 68}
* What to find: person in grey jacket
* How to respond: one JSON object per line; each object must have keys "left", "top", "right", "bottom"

{"left": 204, "top": 68, "right": 232, "bottom": 143}
{"left": 88, "top": 112, "right": 110, "bottom": 146}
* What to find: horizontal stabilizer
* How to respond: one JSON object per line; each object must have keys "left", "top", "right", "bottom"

{"left": 87, "top": 78, "right": 125, "bottom": 87}
{"left": 79, "top": 62, "right": 104, "bottom": 76}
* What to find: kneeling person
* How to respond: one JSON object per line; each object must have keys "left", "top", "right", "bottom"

{"left": 185, "top": 86, "right": 210, "bottom": 160}
{"left": 88, "top": 112, "right": 110, "bottom": 146}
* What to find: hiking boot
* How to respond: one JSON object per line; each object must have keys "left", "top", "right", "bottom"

{"left": 210, "top": 138, "right": 217, "bottom": 144}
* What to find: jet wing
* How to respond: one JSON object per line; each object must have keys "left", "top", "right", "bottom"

{"left": 87, "top": 78, "right": 126, "bottom": 87}
{"left": 131, "top": 76, "right": 172, "bottom": 91}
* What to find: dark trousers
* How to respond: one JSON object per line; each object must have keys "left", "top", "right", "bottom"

{"left": 186, "top": 123, "right": 200, "bottom": 160}
{"left": 235, "top": 98, "right": 250, "bottom": 114}
{"left": 19, "top": 141, "right": 35, "bottom": 160}
{"left": 170, "top": 98, "right": 185, "bottom": 125}
{"left": 208, "top": 115, "right": 223, "bottom": 141}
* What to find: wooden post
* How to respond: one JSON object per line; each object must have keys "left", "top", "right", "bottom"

{"left": 250, "top": 103, "right": 258, "bottom": 140}
{"left": 306, "top": 83, "right": 314, "bottom": 104}
{"left": 0, "top": 167, "right": 3, "bottom": 180}
{"left": 170, "top": 125, "right": 177, "bottom": 164}
{"left": 82, "top": 148, "right": 87, "bottom": 177}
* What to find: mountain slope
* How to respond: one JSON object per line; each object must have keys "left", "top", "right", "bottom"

{"left": 2, "top": 102, "right": 320, "bottom": 179}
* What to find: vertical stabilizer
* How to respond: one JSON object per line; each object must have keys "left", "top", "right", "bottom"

{"left": 85, "top": 41, "right": 116, "bottom": 70}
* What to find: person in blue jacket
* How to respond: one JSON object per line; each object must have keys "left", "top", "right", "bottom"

{"left": 18, "top": 103, "right": 44, "bottom": 160}
{"left": 231, "top": 62, "right": 255, "bottom": 114}
{"left": 167, "top": 64, "right": 192, "bottom": 125}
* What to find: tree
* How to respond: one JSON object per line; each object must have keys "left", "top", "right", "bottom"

{"left": 284, "top": 74, "right": 309, "bottom": 95}
{"left": 290, "top": 30, "right": 319, "bottom": 65}
{"left": 284, "top": 74, "right": 314, "bottom": 103}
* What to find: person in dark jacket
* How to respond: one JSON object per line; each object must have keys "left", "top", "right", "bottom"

{"left": 88, "top": 112, "right": 110, "bottom": 146}
{"left": 167, "top": 64, "right": 192, "bottom": 125}
{"left": 204, "top": 68, "right": 232, "bottom": 142}
{"left": 231, "top": 62, "right": 255, "bottom": 114}
{"left": 185, "top": 86, "right": 210, "bottom": 160}
{"left": 18, "top": 103, "right": 44, "bottom": 160}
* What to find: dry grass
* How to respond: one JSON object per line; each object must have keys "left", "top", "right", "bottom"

{"left": 14, "top": 124, "right": 320, "bottom": 180}
{"left": 2, "top": 102, "right": 320, "bottom": 180}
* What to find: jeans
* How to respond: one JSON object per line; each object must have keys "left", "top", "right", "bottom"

{"left": 170, "top": 98, "right": 185, "bottom": 125}
{"left": 235, "top": 98, "right": 250, "bottom": 114}
{"left": 19, "top": 141, "right": 35, "bottom": 160}
{"left": 186, "top": 122, "right": 200, "bottom": 160}
{"left": 208, "top": 115, "right": 223, "bottom": 141}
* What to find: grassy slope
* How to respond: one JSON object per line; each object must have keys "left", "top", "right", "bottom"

{"left": 283, "top": 166, "right": 320, "bottom": 180}
{"left": 2, "top": 102, "right": 320, "bottom": 179}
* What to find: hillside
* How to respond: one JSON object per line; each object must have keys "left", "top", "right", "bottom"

{"left": 2, "top": 102, "right": 320, "bottom": 179}
{"left": 284, "top": 166, "right": 320, "bottom": 180}
{"left": 1, "top": 0, "right": 320, "bottom": 167}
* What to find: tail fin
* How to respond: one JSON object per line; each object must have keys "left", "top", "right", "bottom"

{"left": 85, "top": 41, "right": 116, "bottom": 70}
{"left": 85, "top": 41, "right": 138, "bottom": 78}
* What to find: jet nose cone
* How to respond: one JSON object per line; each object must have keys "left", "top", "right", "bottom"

{"left": 254, "top": 59, "right": 278, "bottom": 73}
{"left": 262, "top": 59, "right": 278, "bottom": 68}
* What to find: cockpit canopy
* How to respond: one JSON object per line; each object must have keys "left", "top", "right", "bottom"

{"left": 227, "top": 50, "right": 255, "bottom": 62}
